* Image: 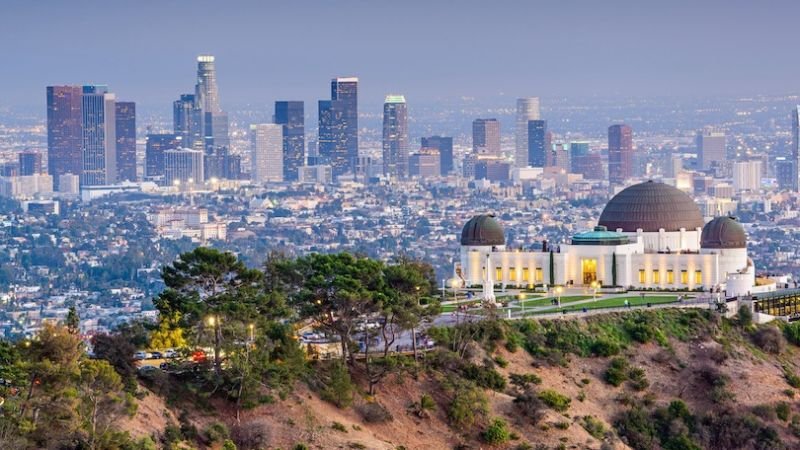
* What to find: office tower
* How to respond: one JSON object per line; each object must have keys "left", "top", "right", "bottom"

{"left": 145, "top": 134, "right": 182, "bottom": 180}
{"left": 515, "top": 97, "right": 541, "bottom": 167}
{"left": 527, "top": 120, "right": 547, "bottom": 167}
{"left": 205, "top": 111, "right": 230, "bottom": 150}
{"left": 475, "top": 160, "right": 511, "bottom": 182}
{"left": 552, "top": 143, "right": 570, "bottom": 172}
{"left": 18, "top": 151, "right": 43, "bottom": 176}
{"left": 46, "top": 86, "right": 83, "bottom": 186}
{"left": 733, "top": 161, "right": 763, "bottom": 192}
{"left": 80, "top": 85, "right": 116, "bottom": 186}
{"left": 115, "top": 101, "right": 136, "bottom": 182}
{"left": 173, "top": 94, "right": 198, "bottom": 144}
{"left": 608, "top": 124, "right": 633, "bottom": 185}
{"left": 195, "top": 55, "right": 220, "bottom": 114}
{"left": 274, "top": 101, "right": 305, "bottom": 181}
{"left": 318, "top": 77, "right": 358, "bottom": 178}
{"left": 573, "top": 152, "right": 605, "bottom": 180}
{"left": 250, "top": 124, "right": 283, "bottom": 183}
{"left": 776, "top": 158, "right": 795, "bottom": 190}
{"left": 164, "top": 148, "right": 204, "bottom": 186}
{"left": 382, "top": 95, "right": 409, "bottom": 178}
{"left": 792, "top": 107, "right": 800, "bottom": 191}
{"left": 569, "top": 141, "right": 589, "bottom": 174}
{"left": 696, "top": 129, "right": 726, "bottom": 171}
{"left": 420, "top": 136, "right": 453, "bottom": 175}
{"left": 409, "top": 148, "right": 441, "bottom": 178}
{"left": 0, "top": 164, "right": 19, "bottom": 177}
{"left": 193, "top": 55, "right": 228, "bottom": 153}
{"left": 472, "top": 118, "right": 500, "bottom": 156}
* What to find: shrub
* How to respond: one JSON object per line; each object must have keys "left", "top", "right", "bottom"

{"left": 753, "top": 326, "right": 785, "bottom": 354}
{"left": 320, "top": 361, "right": 355, "bottom": 408}
{"left": 462, "top": 363, "right": 507, "bottom": 391}
{"left": 591, "top": 337, "right": 621, "bottom": 357}
{"left": 784, "top": 322, "right": 800, "bottom": 346}
{"left": 331, "top": 422, "right": 348, "bottom": 433}
{"left": 752, "top": 404, "right": 777, "bottom": 421}
{"left": 554, "top": 421, "right": 570, "bottom": 429}
{"left": 483, "top": 418, "right": 511, "bottom": 444}
{"left": 494, "top": 355, "right": 509, "bottom": 368}
{"left": 738, "top": 304, "right": 753, "bottom": 327}
{"left": 581, "top": 416, "right": 606, "bottom": 439}
{"left": 513, "top": 388, "right": 546, "bottom": 424}
{"left": 628, "top": 367, "right": 649, "bottom": 391}
{"left": 604, "top": 357, "right": 630, "bottom": 387}
{"left": 448, "top": 381, "right": 489, "bottom": 430}
{"left": 614, "top": 407, "right": 658, "bottom": 450}
{"left": 509, "top": 372, "right": 542, "bottom": 390}
{"left": 577, "top": 390, "right": 586, "bottom": 402}
{"left": 293, "top": 445, "right": 310, "bottom": 450}
{"left": 537, "top": 389, "right": 571, "bottom": 412}
{"left": 785, "top": 369, "right": 800, "bottom": 389}
{"left": 776, "top": 402, "right": 791, "bottom": 421}
{"left": 356, "top": 402, "right": 393, "bottom": 423}
{"left": 222, "top": 440, "right": 237, "bottom": 450}
{"left": 409, "top": 393, "right": 437, "bottom": 418}
{"left": 231, "top": 419, "right": 270, "bottom": 450}
{"left": 204, "top": 421, "right": 230, "bottom": 443}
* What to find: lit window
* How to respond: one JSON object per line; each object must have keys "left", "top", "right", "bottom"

{"left": 496, "top": 268, "right": 502, "bottom": 281}
{"left": 638, "top": 270, "right": 646, "bottom": 284}
{"left": 667, "top": 270, "right": 674, "bottom": 284}
{"left": 695, "top": 270, "right": 702, "bottom": 284}
{"left": 535, "top": 268, "right": 543, "bottom": 282}
{"left": 680, "top": 270, "right": 688, "bottom": 284}
{"left": 509, "top": 267, "right": 517, "bottom": 281}
{"left": 653, "top": 270, "right": 660, "bottom": 284}
{"left": 522, "top": 267, "right": 530, "bottom": 282}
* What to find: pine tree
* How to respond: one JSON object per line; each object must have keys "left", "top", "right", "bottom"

{"left": 611, "top": 252, "right": 618, "bottom": 287}
{"left": 548, "top": 251, "right": 555, "bottom": 286}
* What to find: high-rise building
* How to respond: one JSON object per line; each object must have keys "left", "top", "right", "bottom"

{"left": 318, "top": 77, "right": 358, "bottom": 178}
{"left": 472, "top": 119, "right": 500, "bottom": 156}
{"left": 733, "top": 161, "right": 763, "bottom": 192}
{"left": 420, "top": 136, "right": 453, "bottom": 176}
{"left": 409, "top": 148, "right": 441, "bottom": 178}
{"left": 173, "top": 94, "right": 198, "bottom": 144}
{"left": 115, "top": 101, "right": 136, "bottom": 182}
{"left": 274, "top": 101, "right": 305, "bottom": 181}
{"left": 474, "top": 159, "right": 511, "bottom": 182}
{"left": 527, "top": 120, "right": 547, "bottom": 167}
{"left": 81, "top": 85, "right": 117, "bottom": 186}
{"left": 792, "top": 106, "right": 799, "bottom": 191}
{"left": 18, "top": 151, "right": 43, "bottom": 176}
{"left": 569, "top": 141, "right": 589, "bottom": 173}
{"left": 776, "top": 158, "right": 795, "bottom": 190}
{"left": 195, "top": 55, "right": 220, "bottom": 114}
{"left": 382, "top": 95, "right": 409, "bottom": 178}
{"left": 250, "top": 124, "right": 284, "bottom": 183}
{"left": 696, "top": 129, "right": 726, "bottom": 171}
{"left": 164, "top": 148, "right": 204, "bottom": 187}
{"left": 145, "top": 134, "right": 183, "bottom": 181}
{"left": 608, "top": 124, "right": 633, "bottom": 185}
{"left": 46, "top": 86, "right": 83, "bottom": 186}
{"left": 515, "top": 98, "right": 541, "bottom": 168}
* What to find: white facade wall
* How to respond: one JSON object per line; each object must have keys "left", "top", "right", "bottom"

{"left": 250, "top": 124, "right": 283, "bottom": 184}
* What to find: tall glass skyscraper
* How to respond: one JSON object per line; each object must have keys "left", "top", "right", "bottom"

{"left": 194, "top": 56, "right": 228, "bottom": 153}
{"left": 318, "top": 77, "right": 358, "bottom": 178}
{"left": 145, "top": 134, "right": 182, "bottom": 181}
{"left": 46, "top": 85, "right": 83, "bottom": 187}
{"left": 421, "top": 136, "right": 453, "bottom": 176}
{"left": 792, "top": 106, "right": 799, "bottom": 191}
{"left": 608, "top": 124, "right": 633, "bottom": 185}
{"left": 81, "top": 85, "right": 116, "bottom": 186}
{"left": 527, "top": 120, "right": 547, "bottom": 167}
{"left": 275, "top": 101, "right": 305, "bottom": 181}
{"left": 115, "top": 101, "right": 136, "bottom": 182}
{"left": 250, "top": 124, "right": 284, "bottom": 183}
{"left": 515, "top": 97, "right": 541, "bottom": 167}
{"left": 173, "top": 94, "right": 199, "bottom": 145}
{"left": 382, "top": 95, "right": 409, "bottom": 178}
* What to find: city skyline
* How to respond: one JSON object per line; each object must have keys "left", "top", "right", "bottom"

{"left": 3, "top": 1, "right": 800, "bottom": 109}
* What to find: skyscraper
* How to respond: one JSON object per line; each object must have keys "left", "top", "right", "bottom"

{"left": 115, "top": 101, "right": 136, "bottom": 182}
{"left": 515, "top": 98, "right": 541, "bottom": 168}
{"left": 46, "top": 86, "right": 83, "bottom": 186}
{"left": 421, "top": 136, "right": 453, "bottom": 176}
{"left": 80, "top": 85, "right": 116, "bottom": 186}
{"left": 164, "top": 148, "right": 204, "bottom": 186}
{"left": 173, "top": 94, "right": 199, "bottom": 145}
{"left": 194, "top": 55, "right": 228, "bottom": 153}
{"left": 608, "top": 124, "right": 633, "bottom": 185}
{"left": 472, "top": 119, "right": 501, "bottom": 156}
{"left": 527, "top": 120, "right": 547, "bottom": 167}
{"left": 569, "top": 141, "right": 589, "bottom": 174}
{"left": 250, "top": 124, "right": 283, "bottom": 183}
{"left": 318, "top": 77, "right": 358, "bottom": 178}
{"left": 382, "top": 95, "right": 409, "bottom": 178}
{"left": 274, "top": 101, "right": 305, "bottom": 181}
{"left": 145, "top": 134, "right": 182, "bottom": 181}
{"left": 696, "top": 129, "right": 726, "bottom": 171}
{"left": 792, "top": 106, "right": 799, "bottom": 191}
{"left": 18, "top": 151, "right": 43, "bottom": 176}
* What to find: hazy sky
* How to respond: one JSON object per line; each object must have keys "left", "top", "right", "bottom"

{"left": 1, "top": 0, "right": 798, "bottom": 109}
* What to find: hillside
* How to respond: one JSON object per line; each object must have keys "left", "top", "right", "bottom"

{"left": 124, "top": 309, "right": 800, "bottom": 450}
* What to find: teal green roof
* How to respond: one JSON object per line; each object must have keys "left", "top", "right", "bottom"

{"left": 571, "top": 226, "right": 630, "bottom": 246}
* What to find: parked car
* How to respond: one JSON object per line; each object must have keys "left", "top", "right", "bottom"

{"left": 133, "top": 351, "right": 149, "bottom": 360}
{"left": 150, "top": 351, "right": 163, "bottom": 359}
{"left": 164, "top": 349, "right": 178, "bottom": 359}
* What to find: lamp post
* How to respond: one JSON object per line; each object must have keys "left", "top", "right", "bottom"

{"left": 449, "top": 278, "right": 459, "bottom": 303}
{"left": 206, "top": 315, "right": 222, "bottom": 376}
{"left": 591, "top": 281, "right": 598, "bottom": 301}
{"left": 556, "top": 286, "right": 563, "bottom": 307}
{"left": 248, "top": 323, "right": 255, "bottom": 344}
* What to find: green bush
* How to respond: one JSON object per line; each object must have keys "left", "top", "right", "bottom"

{"left": 483, "top": 418, "right": 511, "bottom": 444}
{"left": 331, "top": 422, "right": 348, "bottom": 432}
{"left": 509, "top": 372, "right": 542, "bottom": 390}
{"left": 783, "top": 322, "right": 800, "bottom": 346}
{"left": 581, "top": 416, "right": 606, "bottom": 439}
{"left": 222, "top": 440, "right": 237, "bottom": 450}
{"left": 494, "top": 355, "right": 509, "bottom": 368}
{"left": 591, "top": 337, "right": 621, "bottom": 357}
{"left": 738, "top": 304, "right": 753, "bottom": 327}
{"left": 785, "top": 369, "right": 800, "bottom": 389}
{"left": 513, "top": 388, "right": 546, "bottom": 424}
{"left": 321, "top": 362, "right": 355, "bottom": 408}
{"left": 604, "top": 357, "right": 629, "bottom": 387}
{"left": 537, "top": 389, "right": 571, "bottom": 412}
{"left": 753, "top": 326, "right": 785, "bottom": 354}
{"left": 204, "top": 421, "right": 230, "bottom": 443}
{"left": 776, "top": 402, "right": 791, "bottom": 421}
{"left": 448, "top": 380, "right": 489, "bottom": 430}
{"left": 628, "top": 367, "right": 649, "bottom": 391}
{"left": 462, "top": 363, "right": 506, "bottom": 391}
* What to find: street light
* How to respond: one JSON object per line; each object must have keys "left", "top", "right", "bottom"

{"left": 555, "top": 286, "right": 563, "bottom": 306}
{"left": 449, "top": 278, "right": 459, "bottom": 302}
{"left": 590, "top": 281, "right": 598, "bottom": 301}
{"left": 248, "top": 323, "right": 255, "bottom": 343}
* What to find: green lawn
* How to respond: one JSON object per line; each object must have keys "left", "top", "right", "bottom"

{"left": 518, "top": 295, "right": 593, "bottom": 308}
{"left": 529, "top": 295, "right": 684, "bottom": 315}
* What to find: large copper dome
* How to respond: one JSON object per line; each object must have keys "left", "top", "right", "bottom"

{"left": 598, "top": 181, "right": 704, "bottom": 232}
{"left": 701, "top": 216, "right": 747, "bottom": 249}
{"left": 460, "top": 214, "right": 505, "bottom": 246}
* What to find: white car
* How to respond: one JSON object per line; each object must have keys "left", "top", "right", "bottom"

{"left": 164, "top": 349, "right": 178, "bottom": 359}
{"left": 133, "top": 351, "right": 150, "bottom": 360}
